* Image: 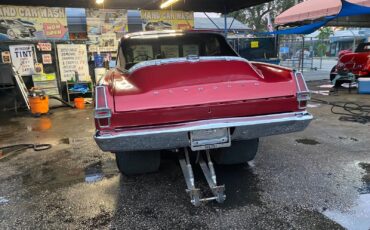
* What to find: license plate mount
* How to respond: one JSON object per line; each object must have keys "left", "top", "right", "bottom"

{"left": 190, "top": 128, "right": 231, "bottom": 151}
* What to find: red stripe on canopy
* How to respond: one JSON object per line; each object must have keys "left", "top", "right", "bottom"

{"left": 275, "top": 0, "right": 370, "bottom": 25}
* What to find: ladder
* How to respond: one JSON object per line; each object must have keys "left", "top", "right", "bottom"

{"left": 179, "top": 148, "right": 226, "bottom": 206}
{"left": 12, "top": 66, "right": 30, "bottom": 110}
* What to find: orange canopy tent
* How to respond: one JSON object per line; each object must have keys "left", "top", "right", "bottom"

{"left": 275, "top": 0, "right": 370, "bottom": 26}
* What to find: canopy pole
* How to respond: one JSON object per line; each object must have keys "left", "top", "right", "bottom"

{"left": 275, "top": 25, "right": 280, "bottom": 59}
{"left": 301, "top": 35, "right": 305, "bottom": 73}
{"left": 204, "top": 12, "right": 221, "bottom": 30}
{"left": 228, "top": 17, "right": 235, "bottom": 30}
{"left": 224, "top": 10, "right": 228, "bottom": 37}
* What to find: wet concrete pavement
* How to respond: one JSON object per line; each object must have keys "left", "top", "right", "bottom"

{"left": 0, "top": 80, "right": 369, "bottom": 229}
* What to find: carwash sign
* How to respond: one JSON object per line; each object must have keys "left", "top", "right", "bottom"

{"left": 0, "top": 5, "right": 68, "bottom": 40}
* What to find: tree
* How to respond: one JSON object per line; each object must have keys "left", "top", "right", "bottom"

{"left": 316, "top": 27, "right": 334, "bottom": 57}
{"left": 317, "top": 27, "right": 334, "bottom": 40}
{"left": 228, "top": 0, "right": 301, "bottom": 32}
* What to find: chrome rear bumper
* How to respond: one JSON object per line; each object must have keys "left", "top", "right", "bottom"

{"left": 94, "top": 111, "right": 313, "bottom": 152}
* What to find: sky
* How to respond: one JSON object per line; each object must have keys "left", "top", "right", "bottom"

{"left": 194, "top": 12, "right": 220, "bottom": 18}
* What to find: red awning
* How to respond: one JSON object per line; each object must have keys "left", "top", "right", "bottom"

{"left": 275, "top": 0, "right": 370, "bottom": 25}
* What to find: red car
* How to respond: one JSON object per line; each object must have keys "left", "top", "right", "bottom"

{"left": 330, "top": 43, "right": 370, "bottom": 86}
{"left": 93, "top": 30, "right": 312, "bottom": 204}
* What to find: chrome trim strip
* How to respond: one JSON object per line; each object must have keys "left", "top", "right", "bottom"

{"left": 128, "top": 56, "right": 248, "bottom": 74}
{"left": 294, "top": 72, "right": 311, "bottom": 109}
{"left": 95, "top": 86, "right": 111, "bottom": 128}
{"left": 101, "top": 112, "right": 311, "bottom": 138}
{"left": 294, "top": 72, "right": 310, "bottom": 93}
{"left": 95, "top": 85, "right": 109, "bottom": 110}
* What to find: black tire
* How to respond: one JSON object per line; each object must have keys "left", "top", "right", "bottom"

{"left": 212, "top": 138, "right": 259, "bottom": 165}
{"left": 115, "top": 151, "right": 160, "bottom": 175}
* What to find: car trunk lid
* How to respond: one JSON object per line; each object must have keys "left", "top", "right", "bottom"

{"left": 111, "top": 57, "right": 297, "bottom": 127}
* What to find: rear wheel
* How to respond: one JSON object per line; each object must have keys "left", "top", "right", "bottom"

{"left": 115, "top": 151, "right": 160, "bottom": 175}
{"left": 212, "top": 138, "right": 259, "bottom": 165}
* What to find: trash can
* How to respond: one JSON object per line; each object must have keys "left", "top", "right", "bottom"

{"left": 358, "top": 78, "right": 370, "bottom": 94}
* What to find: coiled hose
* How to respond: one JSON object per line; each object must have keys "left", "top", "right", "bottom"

{"left": 311, "top": 97, "right": 370, "bottom": 124}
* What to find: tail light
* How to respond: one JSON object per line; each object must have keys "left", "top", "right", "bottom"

{"left": 294, "top": 72, "right": 310, "bottom": 109}
{"left": 95, "top": 86, "right": 111, "bottom": 128}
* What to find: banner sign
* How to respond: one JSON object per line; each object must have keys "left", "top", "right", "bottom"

{"left": 9, "top": 44, "right": 36, "bottom": 76}
{"left": 0, "top": 5, "right": 68, "bottom": 40}
{"left": 141, "top": 10, "right": 194, "bottom": 31}
{"left": 86, "top": 9, "right": 128, "bottom": 52}
{"left": 57, "top": 44, "right": 90, "bottom": 82}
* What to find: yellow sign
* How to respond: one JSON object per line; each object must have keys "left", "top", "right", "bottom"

{"left": 251, "top": 41, "right": 259, "bottom": 49}
{"left": 0, "top": 5, "right": 68, "bottom": 40}
{"left": 141, "top": 10, "right": 194, "bottom": 31}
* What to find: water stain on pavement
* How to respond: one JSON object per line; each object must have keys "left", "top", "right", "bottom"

{"left": 0, "top": 197, "right": 9, "bottom": 205}
{"left": 27, "top": 117, "right": 52, "bottom": 132}
{"left": 323, "top": 162, "right": 370, "bottom": 230}
{"left": 358, "top": 163, "right": 370, "bottom": 194}
{"left": 20, "top": 153, "right": 118, "bottom": 193}
{"left": 212, "top": 162, "right": 261, "bottom": 209}
{"left": 310, "top": 90, "right": 330, "bottom": 96}
{"left": 296, "top": 138, "right": 320, "bottom": 145}
{"left": 59, "top": 138, "right": 70, "bottom": 144}
{"left": 338, "top": 136, "right": 359, "bottom": 142}
{"left": 307, "top": 103, "right": 321, "bottom": 108}
{"left": 84, "top": 160, "right": 118, "bottom": 183}
{"left": 0, "top": 117, "right": 24, "bottom": 140}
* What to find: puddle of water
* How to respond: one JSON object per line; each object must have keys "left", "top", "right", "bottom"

{"left": 84, "top": 160, "right": 119, "bottom": 183}
{"left": 341, "top": 83, "right": 358, "bottom": 89}
{"left": 358, "top": 163, "right": 370, "bottom": 194}
{"left": 319, "top": 84, "right": 334, "bottom": 89}
{"left": 27, "top": 117, "right": 52, "bottom": 132}
{"left": 324, "top": 194, "right": 370, "bottom": 230}
{"left": 85, "top": 162, "right": 107, "bottom": 183}
{"left": 21, "top": 157, "right": 118, "bottom": 193}
{"left": 296, "top": 139, "right": 320, "bottom": 145}
{"left": 311, "top": 90, "right": 330, "bottom": 96}
{"left": 307, "top": 103, "right": 321, "bottom": 108}
{"left": 0, "top": 196, "right": 9, "bottom": 204}
{"left": 323, "top": 163, "right": 370, "bottom": 230}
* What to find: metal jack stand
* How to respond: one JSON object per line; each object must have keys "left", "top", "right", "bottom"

{"left": 179, "top": 149, "right": 226, "bottom": 206}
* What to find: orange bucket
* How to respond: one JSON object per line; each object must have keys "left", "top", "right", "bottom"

{"left": 28, "top": 96, "right": 49, "bottom": 114}
{"left": 74, "top": 97, "right": 85, "bottom": 109}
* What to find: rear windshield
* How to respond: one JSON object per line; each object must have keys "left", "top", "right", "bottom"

{"left": 120, "top": 33, "right": 238, "bottom": 69}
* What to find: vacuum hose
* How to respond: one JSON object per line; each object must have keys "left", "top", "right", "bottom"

{"left": 0, "top": 144, "right": 52, "bottom": 161}
{"left": 48, "top": 95, "right": 74, "bottom": 108}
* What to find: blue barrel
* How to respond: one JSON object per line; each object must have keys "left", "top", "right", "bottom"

{"left": 94, "top": 54, "right": 104, "bottom": 68}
